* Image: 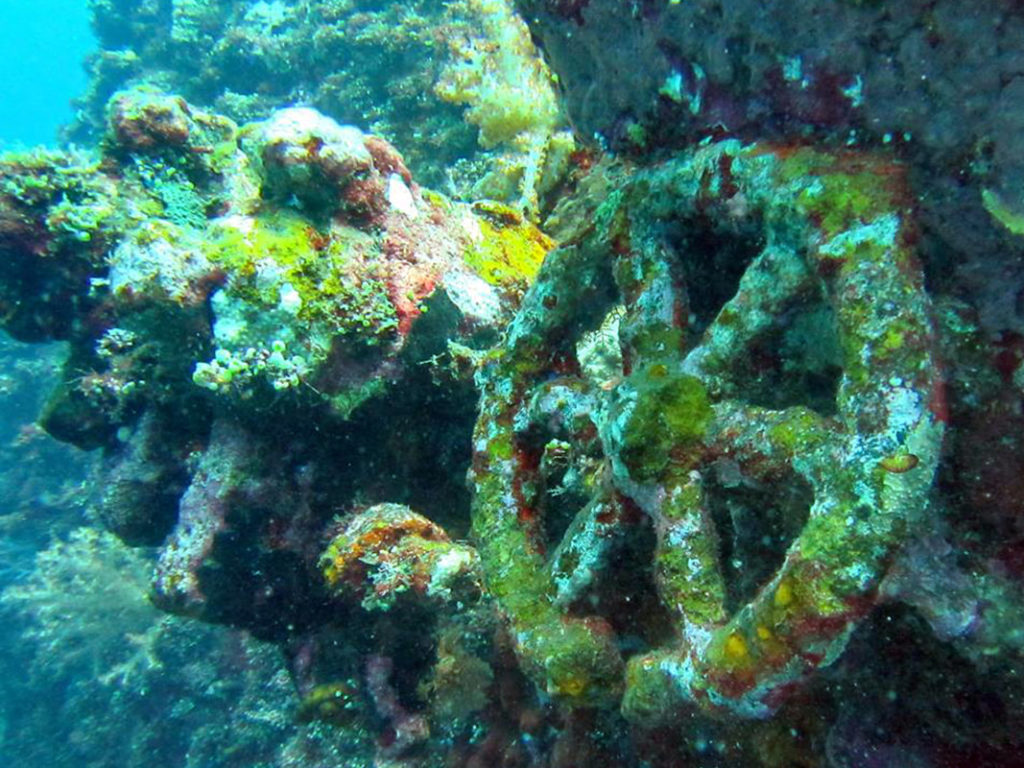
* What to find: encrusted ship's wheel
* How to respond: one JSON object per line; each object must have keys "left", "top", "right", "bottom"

{"left": 469, "top": 141, "right": 945, "bottom": 720}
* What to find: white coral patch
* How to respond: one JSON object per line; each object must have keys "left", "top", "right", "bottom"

{"left": 884, "top": 385, "right": 924, "bottom": 441}
{"left": 279, "top": 282, "right": 302, "bottom": 314}
{"left": 387, "top": 173, "right": 418, "bottom": 219}
{"left": 443, "top": 267, "right": 504, "bottom": 326}
{"left": 427, "top": 547, "right": 478, "bottom": 600}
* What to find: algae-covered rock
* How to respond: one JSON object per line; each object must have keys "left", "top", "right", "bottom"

{"left": 1, "top": 92, "right": 554, "bottom": 440}
{"left": 240, "top": 107, "right": 373, "bottom": 215}
{"left": 319, "top": 503, "right": 483, "bottom": 611}
{"left": 0, "top": 88, "right": 553, "bottom": 629}
{"left": 70, "top": 0, "right": 572, "bottom": 215}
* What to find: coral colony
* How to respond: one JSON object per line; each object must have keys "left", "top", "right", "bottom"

{"left": 3, "top": 0, "right": 1024, "bottom": 766}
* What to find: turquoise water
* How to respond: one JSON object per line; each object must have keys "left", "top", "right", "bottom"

{"left": 0, "top": 0, "right": 93, "bottom": 146}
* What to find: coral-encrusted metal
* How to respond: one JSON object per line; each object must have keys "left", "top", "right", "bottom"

{"left": 469, "top": 140, "right": 945, "bottom": 720}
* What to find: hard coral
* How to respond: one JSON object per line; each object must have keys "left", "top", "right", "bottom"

{"left": 437, "top": 0, "right": 559, "bottom": 149}
{"left": 1, "top": 91, "right": 544, "bottom": 421}
{"left": 107, "top": 88, "right": 193, "bottom": 151}
{"left": 363, "top": 135, "right": 413, "bottom": 186}
{"left": 0, "top": 84, "right": 566, "bottom": 763}
{"left": 0, "top": 149, "right": 117, "bottom": 341}
{"left": 73, "top": 0, "right": 562, "bottom": 206}
{"left": 320, "top": 503, "right": 483, "bottom": 611}
{"left": 241, "top": 107, "right": 373, "bottom": 215}
{"left": 436, "top": 0, "right": 573, "bottom": 217}
{"left": 105, "top": 86, "right": 242, "bottom": 191}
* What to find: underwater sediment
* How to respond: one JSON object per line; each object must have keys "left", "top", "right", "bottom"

{"left": 2, "top": 1, "right": 1024, "bottom": 766}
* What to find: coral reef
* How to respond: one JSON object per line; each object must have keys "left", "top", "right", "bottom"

{"left": 1, "top": 527, "right": 161, "bottom": 684}
{"left": 0, "top": 334, "right": 93, "bottom": 537}
{"left": 0, "top": 84, "right": 565, "bottom": 764}
{"left": 70, "top": 0, "right": 569, "bottom": 213}
{"left": 0, "top": 525, "right": 307, "bottom": 767}
{"left": 320, "top": 503, "right": 483, "bottom": 612}
{"left": 0, "top": 85, "right": 555, "bottom": 639}
{"left": 0, "top": 85, "right": 544, "bottom": 443}
{"left": 4, "top": 3, "right": 1024, "bottom": 764}
{"left": 436, "top": 0, "right": 574, "bottom": 217}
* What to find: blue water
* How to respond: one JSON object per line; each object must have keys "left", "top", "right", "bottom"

{"left": 0, "top": 0, "right": 94, "bottom": 147}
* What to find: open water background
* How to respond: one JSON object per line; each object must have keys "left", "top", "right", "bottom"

{"left": 0, "top": 0, "right": 93, "bottom": 146}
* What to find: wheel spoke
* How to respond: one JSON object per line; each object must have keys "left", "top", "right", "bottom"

{"left": 503, "top": 234, "right": 618, "bottom": 372}
{"left": 612, "top": 243, "right": 688, "bottom": 372}
{"left": 707, "top": 400, "right": 836, "bottom": 487}
{"left": 547, "top": 481, "right": 627, "bottom": 608}
{"left": 649, "top": 470, "right": 728, "bottom": 633}
{"left": 683, "top": 242, "right": 817, "bottom": 390}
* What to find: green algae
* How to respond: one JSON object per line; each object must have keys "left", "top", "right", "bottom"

{"left": 779, "top": 150, "right": 902, "bottom": 239}
{"left": 296, "top": 681, "right": 363, "bottom": 725}
{"left": 0, "top": 148, "right": 118, "bottom": 249}
{"left": 205, "top": 212, "right": 399, "bottom": 345}
{"left": 766, "top": 406, "right": 829, "bottom": 456}
{"left": 981, "top": 187, "right": 1024, "bottom": 236}
{"left": 463, "top": 200, "right": 553, "bottom": 295}
{"left": 618, "top": 367, "right": 712, "bottom": 482}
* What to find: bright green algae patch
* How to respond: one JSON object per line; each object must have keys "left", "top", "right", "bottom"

{"left": 617, "top": 366, "right": 712, "bottom": 482}
{"left": 463, "top": 200, "right": 553, "bottom": 297}
{"left": 205, "top": 212, "right": 398, "bottom": 345}
{"left": 777, "top": 148, "right": 906, "bottom": 238}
